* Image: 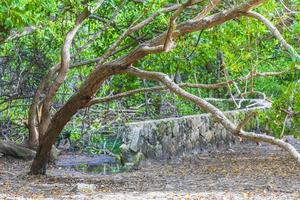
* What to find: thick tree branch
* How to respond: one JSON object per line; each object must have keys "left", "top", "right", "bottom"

{"left": 108, "top": 0, "right": 266, "bottom": 67}
{"left": 125, "top": 66, "right": 300, "bottom": 163}
{"left": 71, "top": 0, "right": 267, "bottom": 69}
{"left": 164, "top": 0, "right": 193, "bottom": 51}
{"left": 71, "top": 0, "right": 205, "bottom": 68}
{"left": 38, "top": 8, "right": 92, "bottom": 139}
{"left": 27, "top": 63, "right": 61, "bottom": 147}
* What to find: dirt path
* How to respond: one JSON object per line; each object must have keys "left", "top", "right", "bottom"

{"left": 0, "top": 140, "right": 299, "bottom": 200}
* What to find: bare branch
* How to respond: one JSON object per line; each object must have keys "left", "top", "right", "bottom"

{"left": 239, "top": 90, "right": 266, "bottom": 99}
{"left": 87, "top": 86, "right": 165, "bottom": 106}
{"left": 164, "top": 0, "right": 193, "bottom": 51}
{"left": 87, "top": 69, "right": 287, "bottom": 106}
{"left": 5, "top": 26, "right": 37, "bottom": 41}
{"left": 37, "top": 1, "right": 105, "bottom": 139}
{"left": 218, "top": 51, "right": 240, "bottom": 108}
{"left": 279, "top": 0, "right": 297, "bottom": 13}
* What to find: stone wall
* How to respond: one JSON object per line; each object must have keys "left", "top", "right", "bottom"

{"left": 118, "top": 107, "right": 266, "bottom": 164}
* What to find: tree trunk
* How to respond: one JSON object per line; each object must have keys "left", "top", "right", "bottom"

{"left": 27, "top": 127, "right": 39, "bottom": 149}
{"left": 29, "top": 65, "right": 125, "bottom": 175}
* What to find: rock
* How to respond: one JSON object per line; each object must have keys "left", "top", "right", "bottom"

{"left": 129, "top": 127, "right": 142, "bottom": 152}
{"left": 71, "top": 183, "right": 96, "bottom": 193}
{"left": 165, "top": 184, "right": 175, "bottom": 190}
{"left": 120, "top": 149, "right": 145, "bottom": 170}
{"left": 120, "top": 144, "right": 134, "bottom": 163}
{"left": 123, "top": 162, "right": 135, "bottom": 170}
{"left": 120, "top": 144, "right": 129, "bottom": 152}
{"left": 154, "top": 142, "right": 163, "bottom": 157}
{"left": 87, "top": 155, "right": 116, "bottom": 166}
{"left": 284, "top": 135, "right": 300, "bottom": 146}
{"left": 204, "top": 131, "right": 214, "bottom": 143}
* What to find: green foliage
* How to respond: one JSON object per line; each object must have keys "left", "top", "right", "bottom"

{"left": 0, "top": 0, "right": 58, "bottom": 41}
{"left": 70, "top": 131, "right": 81, "bottom": 142}
{"left": 258, "top": 79, "right": 300, "bottom": 138}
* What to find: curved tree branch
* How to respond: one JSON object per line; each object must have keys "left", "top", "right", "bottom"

{"left": 108, "top": 0, "right": 266, "bottom": 67}
{"left": 125, "top": 66, "right": 300, "bottom": 163}
{"left": 28, "top": 1, "right": 105, "bottom": 146}
{"left": 38, "top": 8, "right": 92, "bottom": 139}
{"left": 87, "top": 69, "right": 287, "bottom": 106}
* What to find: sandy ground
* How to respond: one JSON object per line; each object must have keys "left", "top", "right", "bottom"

{"left": 0, "top": 141, "right": 299, "bottom": 200}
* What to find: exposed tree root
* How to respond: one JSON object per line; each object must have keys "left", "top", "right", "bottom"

{"left": 0, "top": 140, "right": 59, "bottom": 161}
{"left": 0, "top": 140, "right": 36, "bottom": 160}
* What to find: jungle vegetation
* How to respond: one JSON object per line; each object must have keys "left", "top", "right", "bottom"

{"left": 0, "top": 0, "right": 299, "bottom": 175}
